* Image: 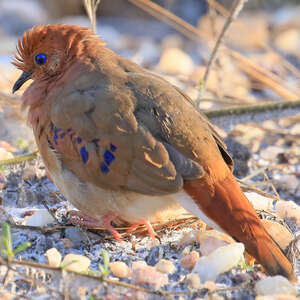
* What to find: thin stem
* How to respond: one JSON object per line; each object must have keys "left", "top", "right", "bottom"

{"left": 83, "top": 0, "right": 101, "bottom": 33}
{"left": 196, "top": 0, "right": 248, "bottom": 105}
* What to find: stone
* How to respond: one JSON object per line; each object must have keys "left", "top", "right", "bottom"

{"left": 254, "top": 276, "right": 297, "bottom": 296}
{"left": 276, "top": 201, "right": 300, "bottom": 224}
{"left": 24, "top": 209, "right": 55, "bottom": 227}
{"left": 45, "top": 248, "right": 62, "bottom": 268}
{"left": 275, "top": 175, "right": 299, "bottom": 193}
{"left": 180, "top": 250, "right": 200, "bottom": 270}
{"left": 61, "top": 253, "right": 90, "bottom": 273}
{"left": 109, "top": 261, "right": 131, "bottom": 278}
{"left": 198, "top": 14, "right": 269, "bottom": 49}
{"left": 245, "top": 193, "right": 274, "bottom": 212}
{"left": 158, "top": 47, "right": 194, "bottom": 75}
{"left": 196, "top": 230, "right": 234, "bottom": 256}
{"left": 193, "top": 243, "right": 245, "bottom": 282}
{"left": 0, "top": 147, "right": 13, "bottom": 160}
{"left": 22, "top": 166, "right": 36, "bottom": 180}
{"left": 186, "top": 273, "right": 202, "bottom": 290}
{"left": 155, "top": 259, "right": 176, "bottom": 274}
{"left": 203, "top": 280, "right": 216, "bottom": 291}
{"left": 261, "top": 219, "right": 294, "bottom": 251}
{"left": 146, "top": 246, "right": 164, "bottom": 266}
{"left": 132, "top": 264, "right": 168, "bottom": 290}
{"left": 64, "top": 227, "right": 89, "bottom": 249}
{"left": 260, "top": 146, "right": 284, "bottom": 161}
{"left": 179, "top": 230, "right": 197, "bottom": 246}
{"left": 256, "top": 295, "right": 299, "bottom": 300}
{"left": 0, "top": 141, "right": 16, "bottom": 152}
{"left": 132, "top": 260, "right": 147, "bottom": 271}
{"left": 274, "top": 29, "right": 300, "bottom": 54}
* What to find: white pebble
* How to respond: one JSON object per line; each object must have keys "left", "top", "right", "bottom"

{"left": 132, "top": 264, "right": 168, "bottom": 290}
{"left": 261, "top": 219, "right": 294, "bottom": 251}
{"left": 276, "top": 201, "right": 300, "bottom": 224}
{"left": 181, "top": 251, "right": 200, "bottom": 270}
{"left": 109, "top": 261, "right": 131, "bottom": 278}
{"left": 61, "top": 254, "right": 90, "bottom": 273}
{"left": 158, "top": 47, "right": 194, "bottom": 75}
{"left": 155, "top": 259, "right": 176, "bottom": 274}
{"left": 193, "top": 243, "right": 245, "bottom": 282}
{"left": 255, "top": 276, "right": 297, "bottom": 296}
{"left": 45, "top": 248, "right": 61, "bottom": 268}
{"left": 186, "top": 273, "right": 202, "bottom": 290}
{"left": 25, "top": 209, "right": 55, "bottom": 227}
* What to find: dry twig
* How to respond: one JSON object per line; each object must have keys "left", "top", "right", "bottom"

{"left": 197, "top": 0, "right": 248, "bottom": 105}
{"left": 127, "top": 0, "right": 299, "bottom": 101}
{"left": 82, "top": 0, "right": 101, "bottom": 33}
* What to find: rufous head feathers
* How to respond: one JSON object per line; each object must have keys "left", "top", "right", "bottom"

{"left": 12, "top": 24, "right": 104, "bottom": 81}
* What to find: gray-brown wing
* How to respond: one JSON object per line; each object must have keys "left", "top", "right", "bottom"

{"left": 48, "top": 68, "right": 204, "bottom": 195}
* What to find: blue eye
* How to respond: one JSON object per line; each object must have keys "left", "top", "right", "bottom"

{"left": 35, "top": 53, "right": 47, "bottom": 65}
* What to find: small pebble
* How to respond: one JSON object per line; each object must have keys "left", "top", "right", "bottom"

{"left": 204, "top": 280, "right": 216, "bottom": 291}
{"left": 60, "top": 238, "right": 74, "bottom": 249}
{"left": 109, "top": 261, "right": 131, "bottom": 278}
{"left": 64, "top": 227, "right": 89, "bottom": 249}
{"left": 159, "top": 47, "right": 194, "bottom": 75}
{"left": 193, "top": 243, "right": 245, "bottom": 282}
{"left": 208, "top": 295, "right": 224, "bottom": 300}
{"left": 180, "top": 250, "right": 200, "bottom": 270}
{"left": 61, "top": 253, "right": 90, "bottom": 273}
{"left": 179, "top": 230, "right": 197, "bottom": 246}
{"left": 276, "top": 201, "right": 300, "bottom": 224}
{"left": 245, "top": 192, "right": 274, "bottom": 211}
{"left": 261, "top": 219, "right": 294, "bottom": 250}
{"left": 22, "top": 166, "right": 36, "bottom": 180}
{"left": 132, "top": 260, "right": 147, "bottom": 271}
{"left": 256, "top": 295, "right": 299, "bottom": 300}
{"left": 146, "top": 246, "right": 164, "bottom": 266}
{"left": 0, "top": 147, "right": 14, "bottom": 160}
{"left": 186, "top": 273, "right": 202, "bottom": 290}
{"left": 255, "top": 276, "right": 297, "bottom": 296}
{"left": 260, "top": 146, "right": 283, "bottom": 161}
{"left": 25, "top": 209, "right": 55, "bottom": 227}
{"left": 132, "top": 264, "right": 168, "bottom": 290}
{"left": 155, "top": 259, "right": 176, "bottom": 274}
{"left": 275, "top": 175, "right": 299, "bottom": 193}
{"left": 197, "top": 230, "right": 234, "bottom": 256}
{"left": 45, "top": 248, "right": 62, "bottom": 267}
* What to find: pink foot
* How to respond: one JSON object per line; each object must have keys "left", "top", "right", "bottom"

{"left": 68, "top": 210, "right": 122, "bottom": 241}
{"left": 127, "top": 220, "right": 157, "bottom": 239}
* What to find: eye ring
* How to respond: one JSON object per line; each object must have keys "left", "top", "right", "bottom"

{"left": 35, "top": 53, "right": 47, "bottom": 65}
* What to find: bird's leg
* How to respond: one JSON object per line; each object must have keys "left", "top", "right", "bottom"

{"left": 127, "top": 220, "right": 157, "bottom": 239}
{"left": 67, "top": 210, "right": 122, "bottom": 241}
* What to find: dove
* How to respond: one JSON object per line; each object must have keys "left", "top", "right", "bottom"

{"left": 12, "top": 24, "right": 296, "bottom": 281}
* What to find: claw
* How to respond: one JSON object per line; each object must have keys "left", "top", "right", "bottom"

{"left": 127, "top": 220, "right": 157, "bottom": 239}
{"left": 68, "top": 210, "right": 122, "bottom": 241}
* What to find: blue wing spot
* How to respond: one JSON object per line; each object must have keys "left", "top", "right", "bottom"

{"left": 110, "top": 144, "right": 117, "bottom": 152}
{"left": 100, "top": 162, "right": 110, "bottom": 174}
{"left": 104, "top": 150, "right": 115, "bottom": 166}
{"left": 80, "top": 146, "right": 89, "bottom": 164}
{"left": 60, "top": 132, "right": 66, "bottom": 138}
{"left": 67, "top": 128, "right": 72, "bottom": 132}
{"left": 77, "top": 137, "right": 82, "bottom": 144}
{"left": 53, "top": 133, "right": 58, "bottom": 145}
{"left": 54, "top": 127, "right": 61, "bottom": 134}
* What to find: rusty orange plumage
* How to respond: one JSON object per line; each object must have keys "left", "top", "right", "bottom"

{"left": 12, "top": 24, "right": 296, "bottom": 281}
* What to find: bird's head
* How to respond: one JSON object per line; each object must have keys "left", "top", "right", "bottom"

{"left": 12, "top": 24, "right": 101, "bottom": 93}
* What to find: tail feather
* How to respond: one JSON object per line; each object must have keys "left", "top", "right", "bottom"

{"left": 184, "top": 171, "right": 296, "bottom": 282}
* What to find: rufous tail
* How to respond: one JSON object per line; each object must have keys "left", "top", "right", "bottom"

{"left": 184, "top": 171, "right": 297, "bottom": 282}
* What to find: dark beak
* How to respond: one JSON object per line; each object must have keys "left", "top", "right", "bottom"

{"left": 12, "top": 71, "right": 32, "bottom": 93}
